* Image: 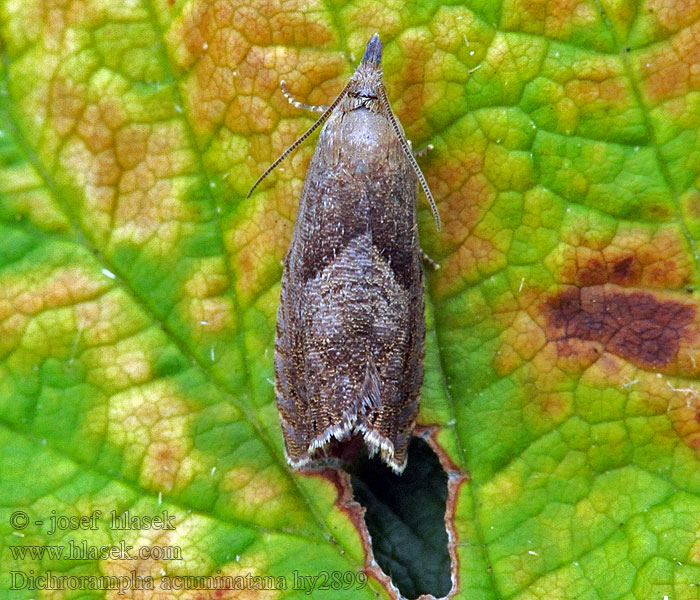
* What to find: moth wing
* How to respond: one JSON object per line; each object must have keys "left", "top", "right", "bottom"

{"left": 275, "top": 166, "right": 424, "bottom": 472}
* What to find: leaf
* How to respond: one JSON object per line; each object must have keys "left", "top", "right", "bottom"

{"left": 1, "top": 1, "right": 700, "bottom": 599}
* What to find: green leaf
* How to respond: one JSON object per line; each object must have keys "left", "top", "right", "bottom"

{"left": 2, "top": 0, "right": 700, "bottom": 599}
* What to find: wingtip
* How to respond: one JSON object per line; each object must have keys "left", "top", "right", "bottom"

{"left": 361, "top": 32, "right": 383, "bottom": 66}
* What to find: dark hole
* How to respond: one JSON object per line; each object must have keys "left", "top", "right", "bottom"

{"left": 349, "top": 437, "right": 451, "bottom": 599}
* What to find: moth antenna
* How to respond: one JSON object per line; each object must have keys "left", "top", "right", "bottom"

{"left": 246, "top": 82, "right": 352, "bottom": 199}
{"left": 378, "top": 84, "right": 441, "bottom": 231}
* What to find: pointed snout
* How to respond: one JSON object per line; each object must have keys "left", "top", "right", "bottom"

{"left": 361, "top": 33, "right": 383, "bottom": 66}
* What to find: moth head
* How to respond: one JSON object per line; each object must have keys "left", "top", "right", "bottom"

{"left": 345, "top": 33, "right": 384, "bottom": 111}
{"left": 354, "top": 34, "right": 442, "bottom": 230}
{"left": 362, "top": 32, "right": 383, "bottom": 66}
{"left": 246, "top": 32, "right": 441, "bottom": 230}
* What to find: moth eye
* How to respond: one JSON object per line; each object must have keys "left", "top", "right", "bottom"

{"left": 349, "top": 91, "right": 378, "bottom": 100}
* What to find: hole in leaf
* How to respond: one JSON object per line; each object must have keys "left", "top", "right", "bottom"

{"left": 350, "top": 437, "right": 451, "bottom": 599}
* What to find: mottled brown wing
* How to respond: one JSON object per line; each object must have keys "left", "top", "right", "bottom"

{"left": 274, "top": 136, "right": 424, "bottom": 472}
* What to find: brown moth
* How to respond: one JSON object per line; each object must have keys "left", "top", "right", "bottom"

{"left": 248, "top": 33, "right": 440, "bottom": 473}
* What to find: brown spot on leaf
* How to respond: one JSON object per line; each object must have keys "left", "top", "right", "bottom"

{"left": 559, "top": 249, "right": 643, "bottom": 287}
{"left": 544, "top": 285, "right": 695, "bottom": 368}
{"left": 610, "top": 256, "right": 638, "bottom": 285}
{"left": 170, "top": 0, "right": 337, "bottom": 135}
{"left": 565, "top": 78, "right": 628, "bottom": 106}
{"left": 439, "top": 170, "right": 491, "bottom": 238}
{"left": 574, "top": 257, "right": 608, "bottom": 286}
{"left": 434, "top": 234, "right": 502, "bottom": 300}
{"left": 554, "top": 226, "right": 693, "bottom": 290}
{"left": 640, "top": 21, "right": 700, "bottom": 102}
{"left": 647, "top": 0, "right": 700, "bottom": 32}
{"left": 51, "top": 76, "right": 87, "bottom": 137}
{"left": 505, "top": 0, "right": 597, "bottom": 37}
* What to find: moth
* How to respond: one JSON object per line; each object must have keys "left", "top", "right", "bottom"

{"left": 248, "top": 33, "right": 440, "bottom": 473}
